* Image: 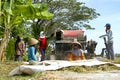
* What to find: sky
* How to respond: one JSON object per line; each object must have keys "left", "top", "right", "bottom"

{"left": 78, "top": 0, "right": 120, "bottom": 54}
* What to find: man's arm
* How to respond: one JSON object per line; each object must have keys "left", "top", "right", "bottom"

{"left": 99, "top": 34, "right": 107, "bottom": 38}
{"left": 46, "top": 33, "right": 54, "bottom": 39}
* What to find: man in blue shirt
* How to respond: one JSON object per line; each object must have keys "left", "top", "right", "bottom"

{"left": 99, "top": 23, "right": 115, "bottom": 60}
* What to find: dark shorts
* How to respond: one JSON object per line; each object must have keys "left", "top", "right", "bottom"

{"left": 14, "top": 55, "right": 22, "bottom": 61}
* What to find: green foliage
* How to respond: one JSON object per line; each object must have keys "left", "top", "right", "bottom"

{"left": 11, "top": 22, "right": 26, "bottom": 38}
{"left": 13, "top": 2, "right": 53, "bottom": 20}
{"left": 6, "top": 38, "right": 15, "bottom": 60}
{"left": 2, "top": 1, "right": 12, "bottom": 15}
{"left": 0, "top": 27, "right": 4, "bottom": 38}
{"left": 0, "top": 0, "right": 54, "bottom": 61}
{"left": 22, "top": 51, "right": 28, "bottom": 61}
{"left": 0, "top": 0, "right": 54, "bottom": 36}
{"left": 32, "top": 0, "right": 100, "bottom": 37}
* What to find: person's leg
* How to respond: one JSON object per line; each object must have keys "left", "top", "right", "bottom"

{"left": 101, "top": 48, "right": 106, "bottom": 57}
{"left": 14, "top": 55, "right": 22, "bottom": 61}
{"left": 40, "top": 48, "right": 45, "bottom": 61}
{"left": 108, "top": 42, "right": 115, "bottom": 60}
{"left": 18, "top": 55, "right": 22, "bottom": 61}
{"left": 14, "top": 55, "right": 17, "bottom": 61}
{"left": 106, "top": 44, "right": 111, "bottom": 59}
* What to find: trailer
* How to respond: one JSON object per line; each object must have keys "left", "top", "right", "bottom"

{"left": 49, "top": 29, "right": 87, "bottom": 60}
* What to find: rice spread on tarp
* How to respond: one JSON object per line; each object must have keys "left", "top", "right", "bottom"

{"left": 9, "top": 59, "right": 120, "bottom": 76}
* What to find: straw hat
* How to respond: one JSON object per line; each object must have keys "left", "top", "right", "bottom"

{"left": 28, "top": 38, "right": 38, "bottom": 46}
{"left": 73, "top": 39, "right": 82, "bottom": 48}
{"left": 73, "top": 41, "right": 82, "bottom": 47}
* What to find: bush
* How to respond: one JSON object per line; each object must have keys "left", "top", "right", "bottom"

{"left": 6, "top": 38, "right": 15, "bottom": 60}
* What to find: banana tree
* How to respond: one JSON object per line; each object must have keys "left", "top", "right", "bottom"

{"left": 0, "top": 0, "right": 54, "bottom": 62}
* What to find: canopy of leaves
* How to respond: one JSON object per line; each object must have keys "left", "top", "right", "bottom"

{"left": 32, "top": 0, "right": 100, "bottom": 36}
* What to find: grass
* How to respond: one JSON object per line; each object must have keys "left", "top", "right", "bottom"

{"left": 101, "top": 58, "right": 120, "bottom": 64}
{"left": 59, "top": 64, "right": 120, "bottom": 73}
{"left": 0, "top": 61, "right": 43, "bottom": 80}
{"left": 0, "top": 58, "right": 120, "bottom": 80}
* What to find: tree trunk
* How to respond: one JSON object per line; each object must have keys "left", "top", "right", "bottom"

{"left": 0, "top": 28, "right": 10, "bottom": 62}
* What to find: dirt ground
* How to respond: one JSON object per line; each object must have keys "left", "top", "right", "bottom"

{"left": 33, "top": 70, "right": 120, "bottom": 80}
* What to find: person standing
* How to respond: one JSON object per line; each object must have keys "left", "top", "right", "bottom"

{"left": 38, "top": 31, "right": 54, "bottom": 61}
{"left": 86, "top": 40, "right": 97, "bottom": 59}
{"left": 99, "top": 23, "right": 115, "bottom": 60}
{"left": 38, "top": 31, "right": 47, "bottom": 61}
{"left": 28, "top": 38, "right": 38, "bottom": 61}
{"left": 14, "top": 36, "right": 25, "bottom": 61}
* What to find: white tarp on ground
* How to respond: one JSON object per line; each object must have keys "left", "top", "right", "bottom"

{"left": 9, "top": 59, "right": 120, "bottom": 76}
